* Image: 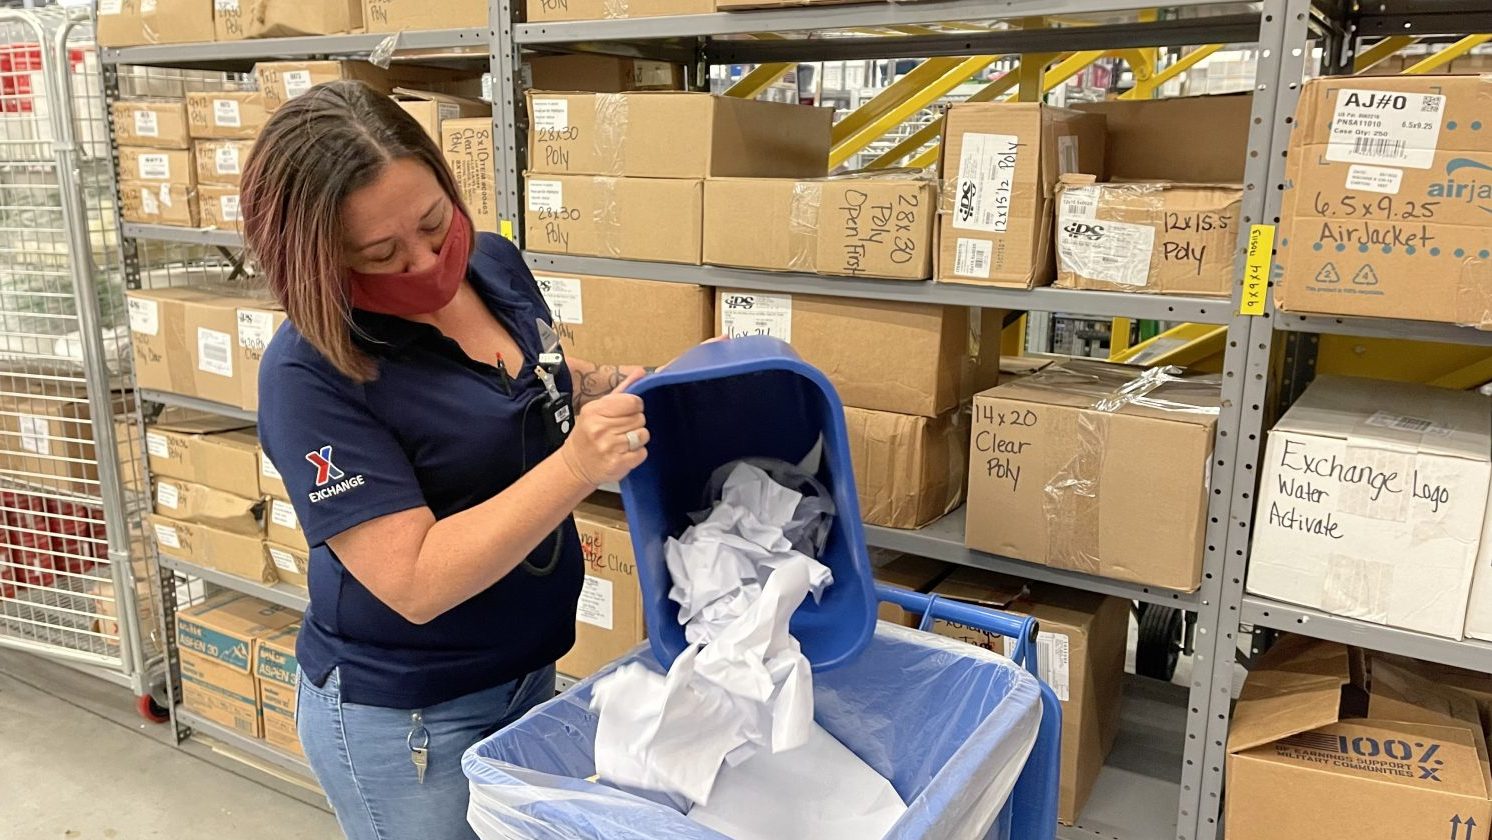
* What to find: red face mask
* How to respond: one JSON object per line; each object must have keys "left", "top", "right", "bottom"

{"left": 348, "top": 209, "right": 472, "bottom": 316}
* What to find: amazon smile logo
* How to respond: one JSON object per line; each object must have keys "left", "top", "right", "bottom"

{"left": 1426, "top": 158, "right": 1492, "bottom": 214}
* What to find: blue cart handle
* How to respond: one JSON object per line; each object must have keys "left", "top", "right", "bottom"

{"left": 875, "top": 585, "right": 1042, "bottom": 681}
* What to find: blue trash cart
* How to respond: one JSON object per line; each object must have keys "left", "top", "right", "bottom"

{"left": 463, "top": 585, "right": 1062, "bottom": 840}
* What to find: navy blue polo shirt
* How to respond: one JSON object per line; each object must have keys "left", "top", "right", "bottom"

{"left": 258, "top": 233, "right": 582, "bottom": 709}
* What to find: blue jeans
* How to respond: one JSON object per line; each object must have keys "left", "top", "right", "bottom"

{"left": 297, "top": 663, "right": 557, "bottom": 840}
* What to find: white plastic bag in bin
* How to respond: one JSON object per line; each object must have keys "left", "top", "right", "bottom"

{"left": 464, "top": 624, "right": 1042, "bottom": 840}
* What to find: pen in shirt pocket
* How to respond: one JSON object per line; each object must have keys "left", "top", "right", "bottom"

{"left": 494, "top": 352, "right": 512, "bottom": 396}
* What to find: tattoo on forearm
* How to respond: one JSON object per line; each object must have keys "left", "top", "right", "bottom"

{"left": 577, "top": 366, "right": 626, "bottom": 403}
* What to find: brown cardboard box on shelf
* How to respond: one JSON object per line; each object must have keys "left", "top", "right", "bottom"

{"left": 255, "top": 623, "right": 301, "bottom": 755}
{"left": 0, "top": 384, "right": 136, "bottom": 496}
{"left": 715, "top": 289, "right": 1002, "bottom": 416}
{"left": 265, "top": 543, "right": 308, "bottom": 588}
{"left": 237, "top": 0, "right": 362, "bottom": 38}
{"left": 125, "top": 286, "right": 268, "bottom": 405}
{"left": 1073, "top": 93, "right": 1253, "bottom": 183}
{"left": 257, "top": 446, "right": 289, "bottom": 501}
{"left": 936, "top": 102, "right": 1105, "bottom": 288}
{"left": 527, "top": 54, "right": 683, "bottom": 93}
{"left": 193, "top": 139, "right": 253, "bottom": 188}
{"left": 236, "top": 302, "right": 286, "bottom": 413}
{"left": 525, "top": 91, "right": 831, "bottom": 179}
{"left": 442, "top": 118, "right": 499, "bottom": 235}
{"left": 112, "top": 99, "right": 192, "bottom": 148}
{"left": 119, "top": 147, "right": 194, "bottom": 186}
{"left": 120, "top": 181, "right": 199, "bottom": 227}
{"left": 526, "top": 0, "right": 714, "bottom": 25}
{"left": 530, "top": 273, "right": 713, "bottom": 368}
{"left": 1053, "top": 176, "right": 1242, "bottom": 297}
{"left": 703, "top": 174, "right": 937, "bottom": 280}
{"left": 151, "top": 513, "right": 273, "bottom": 582}
{"left": 715, "top": 0, "right": 860, "bottom": 8}
{"left": 96, "top": 0, "right": 215, "bottom": 47}
{"left": 153, "top": 478, "right": 261, "bottom": 537}
{"left": 364, "top": 0, "right": 485, "bottom": 31}
{"left": 145, "top": 415, "right": 258, "bottom": 499}
{"left": 846, "top": 405, "right": 967, "bottom": 529}
{"left": 393, "top": 89, "right": 490, "bottom": 144}
{"left": 526, "top": 175, "right": 702, "bottom": 264}
{"left": 254, "top": 60, "right": 465, "bottom": 112}
{"left": 214, "top": 0, "right": 246, "bottom": 41}
{"left": 177, "top": 593, "right": 299, "bottom": 739}
{"left": 872, "top": 553, "right": 948, "bottom": 626}
{"left": 930, "top": 570, "right": 1128, "bottom": 826}
{"left": 1276, "top": 76, "right": 1492, "bottom": 326}
{"left": 557, "top": 499, "right": 645, "bottom": 679}
{"left": 198, "top": 184, "right": 243, "bottom": 234}
{"left": 185, "top": 91, "right": 268, "bottom": 141}
{"left": 965, "top": 358, "right": 1219, "bottom": 591}
{"left": 266, "top": 498, "right": 308, "bottom": 552}
{"left": 1226, "top": 636, "right": 1492, "bottom": 840}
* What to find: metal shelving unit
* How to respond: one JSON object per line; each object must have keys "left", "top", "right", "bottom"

{"left": 140, "top": 389, "right": 257, "bottom": 423}
{"left": 1277, "top": 311, "right": 1492, "bottom": 345}
{"left": 158, "top": 554, "right": 309, "bottom": 612}
{"left": 176, "top": 708, "right": 313, "bottom": 777}
{"left": 121, "top": 224, "right": 244, "bottom": 249}
{"left": 100, "top": 27, "right": 488, "bottom": 68}
{"left": 1241, "top": 597, "right": 1492, "bottom": 674}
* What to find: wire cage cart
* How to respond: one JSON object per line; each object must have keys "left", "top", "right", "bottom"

{"left": 0, "top": 4, "right": 167, "bottom": 718}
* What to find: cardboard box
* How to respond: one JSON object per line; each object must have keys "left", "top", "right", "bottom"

{"left": 199, "top": 184, "right": 243, "bottom": 234}
{"left": 936, "top": 102, "right": 1105, "bottom": 288}
{"left": 126, "top": 286, "right": 267, "bottom": 405}
{"left": 1053, "top": 176, "right": 1242, "bottom": 297}
{"left": 178, "top": 593, "right": 299, "bottom": 738}
{"left": 264, "top": 542, "right": 308, "bottom": 588}
{"left": 703, "top": 174, "right": 937, "bottom": 280}
{"left": 0, "top": 386, "right": 136, "bottom": 496}
{"left": 557, "top": 499, "right": 644, "bottom": 679}
{"left": 531, "top": 273, "right": 712, "bottom": 368}
{"left": 442, "top": 118, "right": 498, "bottom": 235}
{"left": 394, "top": 89, "right": 489, "bottom": 144}
{"left": 255, "top": 623, "right": 302, "bottom": 755}
{"left": 1226, "top": 636, "right": 1492, "bottom": 840}
{"left": 1275, "top": 76, "right": 1492, "bottom": 326}
{"left": 1073, "top": 93, "right": 1253, "bottom": 183}
{"left": 236, "top": 303, "right": 286, "bottom": 413}
{"left": 715, "top": 289, "right": 1002, "bottom": 416}
{"left": 365, "top": 0, "right": 484, "bottom": 31}
{"left": 871, "top": 553, "right": 948, "bottom": 625}
{"left": 120, "top": 181, "right": 199, "bottom": 227}
{"left": 1250, "top": 376, "right": 1492, "bottom": 639}
{"left": 185, "top": 91, "right": 267, "bottom": 141}
{"left": 526, "top": 175, "right": 702, "bottom": 264}
{"left": 112, "top": 99, "right": 191, "bottom": 149}
{"left": 527, "top": 54, "right": 683, "bottom": 93}
{"left": 266, "top": 498, "right": 308, "bottom": 551}
{"left": 526, "top": 0, "right": 714, "bottom": 25}
{"left": 152, "top": 513, "right": 273, "bottom": 582}
{"left": 930, "top": 570, "right": 1129, "bottom": 825}
{"left": 258, "top": 446, "right": 289, "bottom": 501}
{"left": 254, "top": 60, "right": 463, "bottom": 112}
{"left": 119, "top": 147, "right": 194, "bottom": 185}
{"left": 193, "top": 139, "right": 252, "bottom": 188}
{"left": 526, "top": 91, "right": 831, "bottom": 179}
{"left": 153, "top": 479, "right": 261, "bottom": 537}
{"left": 237, "top": 0, "right": 361, "bottom": 38}
{"left": 965, "top": 359, "right": 1219, "bottom": 591}
{"left": 95, "top": 0, "right": 215, "bottom": 47}
{"left": 144, "top": 415, "right": 258, "bottom": 499}
{"left": 846, "top": 405, "right": 967, "bottom": 529}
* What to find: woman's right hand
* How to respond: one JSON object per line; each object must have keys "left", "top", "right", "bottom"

{"left": 560, "top": 369, "right": 648, "bottom": 487}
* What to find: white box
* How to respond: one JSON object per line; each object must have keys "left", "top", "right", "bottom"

{"left": 1248, "top": 376, "right": 1492, "bottom": 639}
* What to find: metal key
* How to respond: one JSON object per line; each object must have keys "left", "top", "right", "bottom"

{"left": 410, "top": 745, "right": 428, "bottom": 784}
{"left": 407, "top": 710, "right": 430, "bottom": 785}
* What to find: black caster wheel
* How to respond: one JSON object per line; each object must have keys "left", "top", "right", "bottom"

{"left": 1135, "top": 603, "right": 1184, "bottom": 682}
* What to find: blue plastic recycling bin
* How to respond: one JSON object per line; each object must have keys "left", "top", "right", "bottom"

{"left": 618, "top": 335, "right": 877, "bottom": 671}
{"left": 463, "top": 587, "right": 1062, "bottom": 840}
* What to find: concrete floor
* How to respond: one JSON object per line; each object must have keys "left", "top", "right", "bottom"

{"left": 1, "top": 652, "right": 338, "bottom": 839}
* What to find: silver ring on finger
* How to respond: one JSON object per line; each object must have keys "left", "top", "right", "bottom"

{"left": 625, "top": 430, "right": 643, "bottom": 452}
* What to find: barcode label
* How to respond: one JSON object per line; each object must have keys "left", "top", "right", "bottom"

{"left": 268, "top": 546, "right": 300, "bottom": 573}
{"left": 146, "top": 432, "right": 169, "bottom": 458}
{"left": 219, "top": 194, "right": 241, "bottom": 222}
{"left": 139, "top": 187, "right": 159, "bottom": 216}
{"left": 138, "top": 153, "right": 170, "bottom": 180}
{"left": 1001, "top": 631, "right": 1070, "bottom": 702}
{"left": 954, "top": 237, "right": 993, "bottom": 279}
{"left": 156, "top": 482, "right": 180, "bottom": 510}
{"left": 1327, "top": 88, "right": 1444, "bottom": 169}
{"left": 237, "top": 309, "right": 275, "bottom": 351}
{"left": 213, "top": 98, "right": 241, "bottom": 128}
{"left": 1352, "top": 136, "right": 1405, "bottom": 160}
{"left": 271, "top": 499, "right": 298, "bottom": 529}
{"left": 132, "top": 109, "right": 158, "bottom": 138}
{"left": 214, "top": 145, "right": 241, "bottom": 175}
{"left": 282, "top": 70, "right": 312, "bottom": 100}
{"left": 153, "top": 523, "right": 181, "bottom": 550}
{"left": 719, "top": 291, "right": 792, "bottom": 341}
{"left": 1365, "top": 410, "right": 1452, "bottom": 437}
{"left": 535, "top": 275, "right": 584, "bottom": 325}
{"left": 196, "top": 327, "right": 233, "bottom": 377}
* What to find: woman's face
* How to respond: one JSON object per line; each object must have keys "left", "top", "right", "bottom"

{"left": 341, "top": 157, "right": 453, "bottom": 275}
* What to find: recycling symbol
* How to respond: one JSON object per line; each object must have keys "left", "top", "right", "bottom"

{"left": 1351, "top": 264, "right": 1380, "bottom": 286}
{"left": 1314, "top": 262, "right": 1342, "bottom": 284}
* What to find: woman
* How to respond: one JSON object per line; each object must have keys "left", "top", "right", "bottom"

{"left": 243, "top": 80, "right": 652, "bottom": 840}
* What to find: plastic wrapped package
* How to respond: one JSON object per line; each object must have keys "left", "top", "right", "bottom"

{"left": 465, "top": 623, "right": 1044, "bottom": 840}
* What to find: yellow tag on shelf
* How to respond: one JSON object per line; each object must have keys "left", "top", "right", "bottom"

{"left": 499, "top": 219, "right": 515, "bottom": 241}
{"left": 1239, "top": 224, "right": 1275, "bottom": 316}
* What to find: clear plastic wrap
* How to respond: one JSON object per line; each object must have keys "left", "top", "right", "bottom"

{"left": 593, "top": 93, "right": 628, "bottom": 176}
{"left": 592, "top": 176, "right": 621, "bottom": 259}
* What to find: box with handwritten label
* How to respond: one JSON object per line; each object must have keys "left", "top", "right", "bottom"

{"left": 151, "top": 513, "right": 273, "bottom": 583}
{"left": 557, "top": 499, "right": 644, "bottom": 679}
{"left": 1053, "top": 176, "right": 1242, "bottom": 296}
{"left": 152, "top": 478, "right": 261, "bottom": 537}
{"left": 935, "top": 102, "right": 1105, "bottom": 289}
{"left": 193, "top": 139, "right": 253, "bottom": 188}
{"left": 525, "top": 175, "right": 703, "bottom": 264}
{"left": 120, "top": 147, "right": 195, "bottom": 188}
{"left": 266, "top": 498, "right": 308, "bottom": 552}
{"left": 964, "top": 358, "right": 1219, "bottom": 591}
{"left": 126, "top": 286, "right": 269, "bottom": 405}
{"left": 531, "top": 273, "right": 713, "bottom": 368}
{"left": 1275, "top": 75, "right": 1492, "bottom": 326}
{"left": 96, "top": 0, "right": 215, "bottom": 47}
{"left": 178, "top": 593, "right": 299, "bottom": 739}
{"left": 185, "top": 91, "right": 268, "bottom": 141}
{"left": 264, "top": 542, "right": 308, "bottom": 588}
{"left": 234, "top": 0, "right": 362, "bottom": 39}
{"left": 253, "top": 60, "right": 466, "bottom": 112}
{"left": 364, "top": 0, "right": 486, "bottom": 31}
{"left": 236, "top": 303, "right": 285, "bottom": 412}
{"left": 199, "top": 184, "right": 243, "bottom": 234}
{"left": 1249, "top": 376, "right": 1492, "bottom": 639}
{"left": 703, "top": 173, "right": 937, "bottom": 280}
{"left": 112, "top": 99, "right": 191, "bottom": 149}
{"left": 120, "top": 181, "right": 199, "bottom": 227}
{"left": 146, "top": 414, "right": 258, "bottom": 499}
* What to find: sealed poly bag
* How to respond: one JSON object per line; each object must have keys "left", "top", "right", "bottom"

{"left": 464, "top": 623, "right": 1044, "bottom": 840}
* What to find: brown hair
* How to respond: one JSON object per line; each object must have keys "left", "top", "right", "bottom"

{"left": 241, "top": 80, "right": 471, "bottom": 382}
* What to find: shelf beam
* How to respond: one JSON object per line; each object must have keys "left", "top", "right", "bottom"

{"left": 1242, "top": 597, "right": 1492, "bottom": 674}
{"left": 1275, "top": 313, "right": 1492, "bottom": 346}
{"left": 177, "top": 708, "right": 315, "bottom": 779}
{"left": 158, "top": 554, "right": 309, "bottom": 613}
{"left": 101, "top": 28, "right": 488, "bottom": 69}
{"left": 122, "top": 223, "right": 243, "bottom": 249}
{"left": 140, "top": 389, "right": 257, "bottom": 423}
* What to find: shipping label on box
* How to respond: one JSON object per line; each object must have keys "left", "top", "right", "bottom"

{"left": 186, "top": 91, "right": 267, "bottom": 141}
{"left": 112, "top": 99, "right": 191, "bottom": 148}
{"left": 120, "top": 180, "right": 198, "bottom": 227}
{"left": 525, "top": 175, "right": 702, "bottom": 264}
{"left": 194, "top": 139, "right": 253, "bottom": 187}
{"left": 265, "top": 542, "right": 308, "bottom": 588}
{"left": 120, "top": 147, "right": 193, "bottom": 185}
{"left": 237, "top": 305, "right": 286, "bottom": 412}
{"left": 533, "top": 273, "right": 713, "bottom": 369}
{"left": 267, "top": 498, "right": 309, "bottom": 551}
{"left": 557, "top": 500, "right": 645, "bottom": 679}
{"left": 258, "top": 446, "right": 290, "bottom": 501}
{"left": 1250, "top": 376, "right": 1492, "bottom": 639}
